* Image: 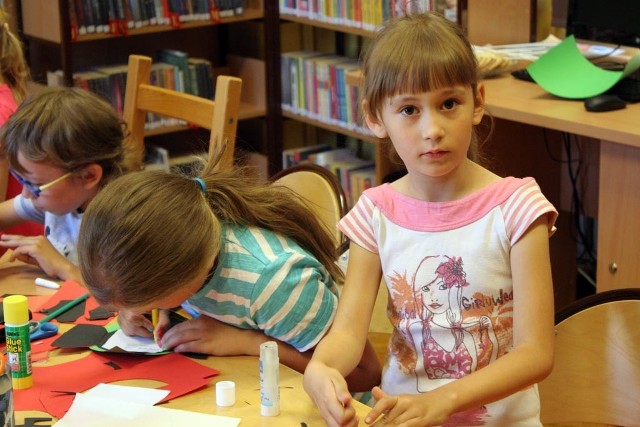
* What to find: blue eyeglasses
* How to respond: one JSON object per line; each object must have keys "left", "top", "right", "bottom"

{"left": 9, "top": 168, "right": 72, "bottom": 198}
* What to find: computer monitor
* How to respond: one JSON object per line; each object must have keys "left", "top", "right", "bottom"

{"left": 566, "top": 0, "right": 640, "bottom": 48}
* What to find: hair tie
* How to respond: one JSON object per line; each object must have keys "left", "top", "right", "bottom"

{"left": 194, "top": 177, "right": 207, "bottom": 193}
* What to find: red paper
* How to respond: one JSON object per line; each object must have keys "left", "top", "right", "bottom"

{"left": 33, "top": 280, "right": 114, "bottom": 326}
{"left": 15, "top": 351, "right": 219, "bottom": 419}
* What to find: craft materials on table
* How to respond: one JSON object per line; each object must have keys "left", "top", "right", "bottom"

{"left": 259, "top": 341, "right": 279, "bottom": 416}
{"left": 3, "top": 295, "right": 33, "bottom": 389}
{"left": 34, "top": 278, "right": 60, "bottom": 290}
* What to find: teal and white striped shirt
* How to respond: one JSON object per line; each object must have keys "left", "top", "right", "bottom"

{"left": 187, "top": 224, "right": 339, "bottom": 352}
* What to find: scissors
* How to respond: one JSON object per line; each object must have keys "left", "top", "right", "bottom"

{"left": 29, "top": 321, "right": 59, "bottom": 341}
{"left": 28, "top": 293, "right": 89, "bottom": 342}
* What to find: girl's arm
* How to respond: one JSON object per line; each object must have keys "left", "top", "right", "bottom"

{"left": 159, "top": 314, "right": 381, "bottom": 391}
{"left": 0, "top": 197, "right": 25, "bottom": 229}
{"left": 0, "top": 235, "right": 82, "bottom": 282}
{"left": 366, "top": 217, "right": 555, "bottom": 425}
{"left": 304, "top": 243, "right": 383, "bottom": 426}
{"left": 309, "top": 243, "right": 382, "bottom": 373}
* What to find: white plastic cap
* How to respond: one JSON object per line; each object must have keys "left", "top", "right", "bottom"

{"left": 216, "top": 381, "right": 236, "bottom": 407}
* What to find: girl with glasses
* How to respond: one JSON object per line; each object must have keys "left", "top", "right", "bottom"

{"left": 0, "top": 86, "right": 130, "bottom": 282}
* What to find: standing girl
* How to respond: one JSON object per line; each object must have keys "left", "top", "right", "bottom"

{"left": 303, "top": 12, "right": 558, "bottom": 426}
{"left": 76, "top": 159, "right": 381, "bottom": 392}
{"left": 0, "top": 8, "right": 43, "bottom": 238}
{"left": 0, "top": 87, "right": 129, "bottom": 282}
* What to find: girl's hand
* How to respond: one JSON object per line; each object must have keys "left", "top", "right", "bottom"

{"left": 159, "top": 316, "right": 264, "bottom": 356}
{"left": 117, "top": 308, "right": 154, "bottom": 338}
{"left": 365, "top": 386, "right": 451, "bottom": 426}
{"left": 0, "top": 235, "right": 75, "bottom": 280}
{"left": 303, "top": 360, "right": 358, "bottom": 427}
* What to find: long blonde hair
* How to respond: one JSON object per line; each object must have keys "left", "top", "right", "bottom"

{"left": 79, "top": 159, "right": 343, "bottom": 307}
{"left": 0, "top": 9, "right": 29, "bottom": 103}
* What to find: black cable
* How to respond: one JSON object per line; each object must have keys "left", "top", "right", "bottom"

{"left": 542, "top": 129, "right": 597, "bottom": 275}
{"left": 562, "top": 133, "right": 597, "bottom": 267}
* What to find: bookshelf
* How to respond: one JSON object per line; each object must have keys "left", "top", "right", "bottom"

{"left": 18, "top": 0, "right": 277, "bottom": 168}
{"left": 278, "top": 1, "right": 537, "bottom": 197}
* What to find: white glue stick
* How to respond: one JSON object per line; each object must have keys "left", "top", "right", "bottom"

{"left": 35, "top": 278, "right": 61, "bottom": 290}
{"left": 259, "top": 341, "right": 280, "bottom": 416}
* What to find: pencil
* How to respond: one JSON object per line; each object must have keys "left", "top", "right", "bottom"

{"left": 39, "top": 293, "right": 90, "bottom": 324}
{"left": 151, "top": 308, "right": 159, "bottom": 344}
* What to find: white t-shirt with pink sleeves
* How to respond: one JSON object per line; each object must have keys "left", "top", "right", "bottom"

{"left": 339, "top": 177, "right": 558, "bottom": 426}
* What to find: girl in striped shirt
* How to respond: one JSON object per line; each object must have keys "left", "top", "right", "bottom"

{"left": 77, "top": 159, "right": 381, "bottom": 393}
{"left": 303, "top": 12, "right": 558, "bottom": 426}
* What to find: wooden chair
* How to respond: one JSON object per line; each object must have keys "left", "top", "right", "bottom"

{"left": 122, "top": 54, "right": 242, "bottom": 171}
{"left": 271, "top": 163, "right": 348, "bottom": 251}
{"left": 538, "top": 288, "right": 640, "bottom": 426}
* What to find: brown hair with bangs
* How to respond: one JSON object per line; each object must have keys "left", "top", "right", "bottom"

{"left": 361, "top": 12, "right": 487, "bottom": 162}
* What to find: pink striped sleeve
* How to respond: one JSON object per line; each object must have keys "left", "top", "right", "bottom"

{"left": 502, "top": 180, "right": 558, "bottom": 245}
{"left": 338, "top": 195, "right": 379, "bottom": 253}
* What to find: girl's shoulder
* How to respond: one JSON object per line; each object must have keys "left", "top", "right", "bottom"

{"left": 357, "top": 177, "right": 546, "bottom": 232}
{"left": 362, "top": 176, "right": 535, "bottom": 206}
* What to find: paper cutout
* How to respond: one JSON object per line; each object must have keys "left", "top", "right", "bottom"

{"left": 39, "top": 299, "right": 86, "bottom": 323}
{"left": 101, "top": 329, "right": 163, "bottom": 353}
{"left": 527, "top": 35, "right": 640, "bottom": 99}
{"left": 33, "top": 280, "right": 114, "bottom": 326}
{"left": 14, "top": 351, "right": 219, "bottom": 419}
{"left": 55, "top": 393, "right": 240, "bottom": 427}
{"left": 52, "top": 324, "right": 112, "bottom": 349}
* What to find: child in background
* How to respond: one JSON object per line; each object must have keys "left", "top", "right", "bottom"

{"left": 0, "top": 87, "right": 129, "bottom": 282}
{"left": 76, "top": 160, "right": 381, "bottom": 392}
{"left": 0, "top": 8, "right": 43, "bottom": 238}
{"left": 303, "top": 12, "right": 558, "bottom": 426}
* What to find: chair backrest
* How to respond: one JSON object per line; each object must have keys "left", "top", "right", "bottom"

{"left": 122, "top": 54, "right": 242, "bottom": 171}
{"left": 538, "top": 288, "right": 640, "bottom": 425}
{"left": 271, "top": 163, "right": 348, "bottom": 250}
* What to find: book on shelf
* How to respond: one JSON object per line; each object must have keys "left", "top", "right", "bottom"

{"left": 281, "top": 50, "right": 325, "bottom": 114}
{"left": 307, "top": 147, "right": 354, "bottom": 169}
{"left": 281, "top": 145, "right": 375, "bottom": 206}
{"left": 156, "top": 49, "right": 191, "bottom": 94}
{"left": 348, "top": 166, "right": 376, "bottom": 206}
{"left": 281, "top": 143, "right": 332, "bottom": 168}
{"left": 68, "top": 0, "right": 247, "bottom": 36}
{"left": 187, "top": 57, "right": 215, "bottom": 99}
{"left": 329, "top": 157, "right": 375, "bottom": 206}
{"left": 92, "top": 63, "right": 130, "bottom": 116}
{"left": 279, "top": 0, "right": 438, "bottom": 30}
{"left": 282, "top": 51, "right": 370, "bottom": 134}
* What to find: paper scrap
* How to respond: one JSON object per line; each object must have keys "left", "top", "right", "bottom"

{"left": 527, "top": 35, "right": 640, "bottom": 99}
{"left": 84, "top": 383, "right": 169, "bottom": 406}
{"left": 53, "top": 393, "right": 240, "bottom": 427}
{"left": 102, "top": 329, "right": 163, "bottom": 353}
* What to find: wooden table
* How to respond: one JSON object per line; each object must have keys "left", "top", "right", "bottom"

{"left": 0, "top": 253, "right": 372, "bottom": 425}
{"left": 482, "top": 74, "right": 640, "bottom": 293}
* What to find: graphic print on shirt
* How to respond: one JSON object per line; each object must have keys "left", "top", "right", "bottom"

{"left": 387, "top": 255, "right": 504, "bottom": 394}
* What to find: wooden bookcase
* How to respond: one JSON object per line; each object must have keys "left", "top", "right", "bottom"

{"left": 278, "top": 1, "right": 537, "bottom": 187}
{"left": 18, "top": 0, "right": 282, "bottom": 170}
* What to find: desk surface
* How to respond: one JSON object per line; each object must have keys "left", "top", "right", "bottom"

{"left": 0, "top": 254, "right": 372, "bottom": 425}
{"left": 483, "top": 75, "right": 640, "bottom": 148}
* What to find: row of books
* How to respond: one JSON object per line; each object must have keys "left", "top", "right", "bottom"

{"left": 48, "top": 49, "right": 214, "bottom": 130}
{"left": 282, "top": 144, "right": 375, "bottom": 207}
{"left": 67, "top": 0, "right": 246, "bottom": 39}
{"left": 281, "top": 51, "right": 371, "bottom": 136}
{"left": 279, "top": 0, "right": 438, "bottom": 31}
